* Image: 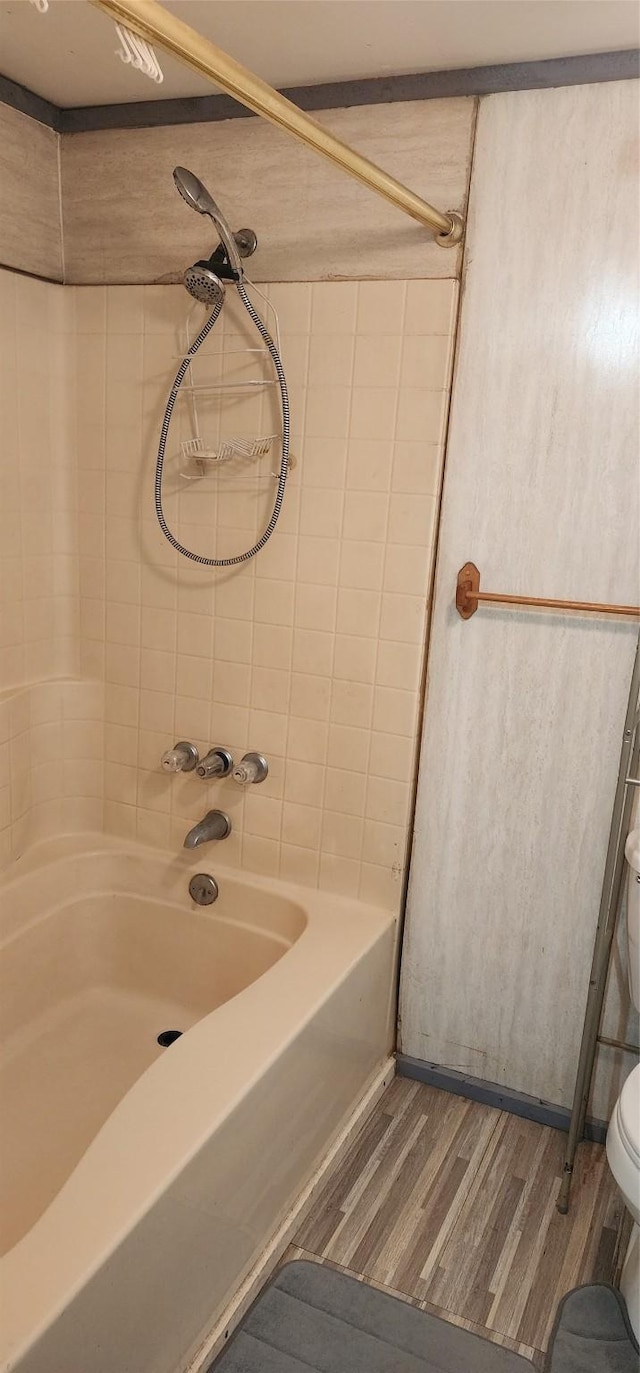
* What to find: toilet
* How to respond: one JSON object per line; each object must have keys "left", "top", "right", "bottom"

{"left": 606, "top": 825, "right": 640, "bottom": 1341}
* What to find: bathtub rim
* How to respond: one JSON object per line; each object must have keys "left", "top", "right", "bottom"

{"left": 0, "top": 831, "right": 397, "bottom": 1371}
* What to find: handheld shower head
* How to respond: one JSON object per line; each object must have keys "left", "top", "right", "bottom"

{"left": 183, "top": 263, "right": 226, "bottom": 307}
{"left": 174, "top": 166, "right": 243, "bottom": 280}
{"left": 173, "top": 166, "right": 218, "bottom": 218}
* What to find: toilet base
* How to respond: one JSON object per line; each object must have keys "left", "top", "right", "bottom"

{"left": 620, "top": 1221, "right": 639, "bottom": 1342}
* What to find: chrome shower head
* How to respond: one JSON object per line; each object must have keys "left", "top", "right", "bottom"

{"left": 174, "top": 165, "right": 244, "bottom": 280}
{"left": 173, "top": 166, "right": 218, "bottom": 217}
{"left": 183, "top": 263, "right": 226, "bottom": 307}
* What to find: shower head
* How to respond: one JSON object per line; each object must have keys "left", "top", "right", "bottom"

{"left": 174, "top": 165, "right": 244, "bottom": 280}
{"left": 183, "top": 262, "right": 226, "bottom": 307}
{"left": 173, "top": 166, "right": 218, "bottom": 217}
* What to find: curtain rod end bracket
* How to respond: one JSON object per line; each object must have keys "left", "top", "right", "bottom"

{"left": 435, "top": 211, "right": 465, "bottom": 247}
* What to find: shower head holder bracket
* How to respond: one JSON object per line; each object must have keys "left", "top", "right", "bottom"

{"left": 197, "top": 245, "right": 240, "bottom": 283}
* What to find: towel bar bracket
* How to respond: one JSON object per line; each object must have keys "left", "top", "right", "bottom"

{"left": 455, "top": 563, "right": 640, "bottom": 622}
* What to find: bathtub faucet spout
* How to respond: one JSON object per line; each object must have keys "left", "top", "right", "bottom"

{"left": 183, "top": 810, "right": 232, "bottom": 849}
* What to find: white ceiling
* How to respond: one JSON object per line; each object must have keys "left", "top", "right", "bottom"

{"left": 0, "top": 0, "right": 638, "bottom": 109}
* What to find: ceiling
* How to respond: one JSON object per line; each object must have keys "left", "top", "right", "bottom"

{"left": 0, "top": 0, "right": 638, "bottom": 109}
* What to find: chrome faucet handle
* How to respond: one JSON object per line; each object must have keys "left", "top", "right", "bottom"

{"left": 232, "top": 751, "right": 268, "bottom": 785}
{"left": 196, "top": 747, "right": 234, "bottom": 779}
{"left": 161, "top": 741, "right": 199, "bottom": 773}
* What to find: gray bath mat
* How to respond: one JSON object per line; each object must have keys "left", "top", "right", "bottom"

{"left": 544, "top": 1283, "right": 639, "bottom": 1372}
{"left": 211, "top": 1259, "right": 534, "bottom": 1370}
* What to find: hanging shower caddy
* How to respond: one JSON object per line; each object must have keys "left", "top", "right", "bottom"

{"left": 173, "top": 290, "right": 293, "bottom": 485}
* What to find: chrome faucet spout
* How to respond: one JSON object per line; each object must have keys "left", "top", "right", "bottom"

{"left": 183, "top": 810, "right": 232, "bottom": 849}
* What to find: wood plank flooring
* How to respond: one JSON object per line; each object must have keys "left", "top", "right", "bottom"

{"left": 290, "top": 1077, "right": 627, "bottom": 1368}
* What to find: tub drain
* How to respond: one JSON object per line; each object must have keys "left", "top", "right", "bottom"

{"left": 157, "top": 1029, "right": 183, "bottom": 1047}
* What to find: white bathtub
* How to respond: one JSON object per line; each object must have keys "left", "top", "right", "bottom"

{"left": 0, "top": 835, "right": 396, "bottom": 1373}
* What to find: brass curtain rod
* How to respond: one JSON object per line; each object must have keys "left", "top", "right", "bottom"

{"left": 89, "top": 0, "right": 463, "bottom": 244}
{"left": 456, "top": 563, "right": 640, "bottom": 621}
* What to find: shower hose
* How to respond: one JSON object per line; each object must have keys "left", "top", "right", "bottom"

{"left": 154, "top": 283, "right": 290, "bottom": 566}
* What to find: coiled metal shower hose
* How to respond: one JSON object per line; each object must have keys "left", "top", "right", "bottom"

{"left": 154, "top": 283, "right": 290, "bottom": 566}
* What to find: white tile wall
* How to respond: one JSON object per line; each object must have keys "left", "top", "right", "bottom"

{"left": 74, "top": 277, "right": 458, "bottom": 906}
{"left": 0, "top": 259, "right": 457, "bottom": 895}
{"left": 0, "top": 271, "right": 78, "bottom": 691}
{"left": 0, "top": 270, "right": 104, "bottom": 865}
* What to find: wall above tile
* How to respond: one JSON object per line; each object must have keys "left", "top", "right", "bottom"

{"left": 60, "top": 99, "right": 475, "bottom": 285}
{"left": 0, "top": 104, "right": 62, "bottom": 281}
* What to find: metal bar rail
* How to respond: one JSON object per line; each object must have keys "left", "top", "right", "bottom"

{"left": 455, "top": 562, "right": 639, "bottom": 1211}
{"left": 557, "top": 636, "right": 640, "bottom": 1212}
{"left": 456, "top": 563, "right": 640, "bottom": 621}
{"left": 90, "top": 0, "right": 464, "bottom": 244}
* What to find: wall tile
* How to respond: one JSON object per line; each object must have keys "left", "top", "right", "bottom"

{"left": 336, "top": 587, "right": 382, "bottom": 639}
{"left": 324, "top": 767, "right": 367, "bottom": 817}
{"left": 0, "top": 265, "right": 455, "bottom": 900}
{"left": 327, "top": 724, "right": 370, "bottom": 774}
{"left": 333, "top": 635, "right": 377, "bottom": 684}
{"left": 330, "top": 680, "right": 374, "bottom": 729}
{"left": 350, "top": 388, "right": 397, "bottom": 442}
{"left": 299, "top": 488, "right": 344, "bottom": 538}
{"left": 292, "top": 629, "right": 334, "bottom": 677}
{"left": 345, "top": 438, "right": 394, "bottom": 492}
{"left": 282, "top": 801, "right": 322, "bottom": 850}
{"left": 86, "top": 276, "right": 454, "bottom": 904}
{"left": 284, "top": 759, "right": 325, "bottom": 808}
{"left": 339, "top": 540, "right": 385, "bottom": 591}
{"left": 286, "top": 717, "right": 328, "bottom": 765}
{"left": 294, "top": 584, "right": 338, "bottom": 632}
{"left": 308, "top": 335, "right": 355, "bottom": 388}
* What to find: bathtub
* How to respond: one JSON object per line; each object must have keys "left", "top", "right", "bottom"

{"left": 0, "top": 834, "right": 397, "bottom": 1373}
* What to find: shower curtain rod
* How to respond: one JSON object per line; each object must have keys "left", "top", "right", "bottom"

{"left": 89, "top": 0, "right": 464, "bottom": 245}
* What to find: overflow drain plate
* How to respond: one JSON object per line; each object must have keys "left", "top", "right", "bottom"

{"left": 189, "top": 873, "right": 218, "bottom": 905}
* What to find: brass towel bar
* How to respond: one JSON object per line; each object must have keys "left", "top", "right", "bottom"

{"left": 89, "top": 0, "right": 463, "bottom": 244}
{"left": 456, "top": 563, "right": 640, "bottom": 621}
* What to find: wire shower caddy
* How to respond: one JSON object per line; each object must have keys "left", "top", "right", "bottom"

{"left": 173, "top": 285, "right": 293, "bottom": 486}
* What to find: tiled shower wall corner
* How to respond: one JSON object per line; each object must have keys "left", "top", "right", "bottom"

{"left": 0, "top": 268, "right": 103, "bottom": 865}
{"left": 77, "top": 278, "right": 457, "bottom": 907}
{"left": 0, "top": 271, "right": 77, "bottom": 691}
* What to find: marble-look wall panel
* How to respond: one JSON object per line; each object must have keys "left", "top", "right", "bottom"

{"left": 60, "top": 98, "right": 475, "bottom": 284}
{"left": 0, "top": 104, "right": 63, "bottom": 281}
{"left": 399, "top": 80, "right": 639, "bottom": 1118}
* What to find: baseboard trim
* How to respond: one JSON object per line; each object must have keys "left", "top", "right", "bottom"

{"left": 396, "top": 1053, "right": 608, "bottom": 1144}
{"left": 183, "top": 1055, "right": 395, "bottom": 1373}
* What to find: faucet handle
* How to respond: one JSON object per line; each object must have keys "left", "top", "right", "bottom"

{"left": 232, "top": 751, "right": 269, "bottom": 785}
{"left": 161, "top": 741, "right": 199, "bottom": 773}
{"left": 196, "top": 747, "right": 234, "bottom": 779}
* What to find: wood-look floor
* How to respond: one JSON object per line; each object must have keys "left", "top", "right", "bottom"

{"left": 288, "top": 1077, "right": 628, "bottom": 1368}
